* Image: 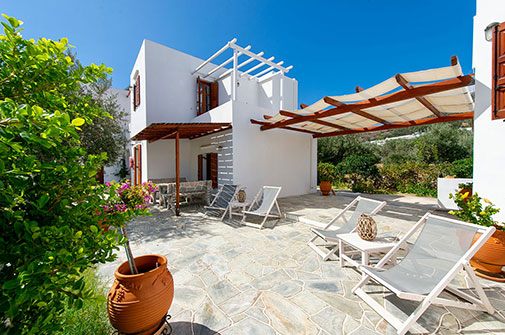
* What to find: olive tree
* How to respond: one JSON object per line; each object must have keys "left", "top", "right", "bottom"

{"left": 0, "top": 15, "right": 125, "bottom": 334}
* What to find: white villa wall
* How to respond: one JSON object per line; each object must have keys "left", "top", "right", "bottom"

{"left": 232, "top": 100, "right": 316, "bottom": 198}
{"left": 127, "top": 39, "right": 307, "bottom": 194}
{"left": 473, "top": 0, "right": 505, "bottom": 221}
{"left": 129, "top": 41, "right": 147, "bottom": 138}
{"left": 145, "top": 139, "right": 192, "bottom": 181}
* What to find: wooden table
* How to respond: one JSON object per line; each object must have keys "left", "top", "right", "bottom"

{"left": 337, "top": 232, "right": 399, "bottom": 268}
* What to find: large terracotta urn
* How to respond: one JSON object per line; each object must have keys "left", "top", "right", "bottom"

{"left": 108, "top": 254, "right": 174, "bottom": 334}
{"left": 471, "top": 230, "right": 505, "bottom": 282}
{"left": 319, "top": 181, "right": 332, "bottom": 196}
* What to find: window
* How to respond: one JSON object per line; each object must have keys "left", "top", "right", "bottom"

{"left": 133, "top": 75, "right": 140, "bottom": 111}
{"left": 197, "top": 78, "right": 218, "bottom": 116}
{"left": 492, "top": 22, "right": 505, "bottom": 120}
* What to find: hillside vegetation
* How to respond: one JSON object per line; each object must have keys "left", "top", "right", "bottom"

{"left": 318, "top": 122, "right": 473, "bottom": 197}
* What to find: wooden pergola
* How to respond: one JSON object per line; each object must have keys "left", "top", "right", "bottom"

{"left": 132, "top": 122, "right": 231, "bottom": 215}
{"left": 251, "top": 56, "right": 474, "bottom": 137}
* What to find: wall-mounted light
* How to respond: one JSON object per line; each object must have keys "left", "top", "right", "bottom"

{"left": 216, "top": 145, "right": 223, "bottom": 152}
{"left": 485, "top": 22, "right": 500, "bottom": 42}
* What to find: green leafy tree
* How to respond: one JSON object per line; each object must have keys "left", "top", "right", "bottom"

{"left": 69, "top": 52, "right": 128, "bottom": 166}
{"left": 0, "top": 15, "right": 127, "bottom": 334}
{"left": 318, "top": 135, "right": 376, "bottom": 165}
{"left": 414, "top": 123, "right": 472, "bottom": 163}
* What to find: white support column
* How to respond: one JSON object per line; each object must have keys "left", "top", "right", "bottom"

{"left": 232, "top": 48, "right": 238, "bottom": 101}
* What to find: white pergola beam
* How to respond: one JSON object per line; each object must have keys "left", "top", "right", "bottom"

{"left": 203, "top": 45, "right": 250, "bottom": 78}
{"left": 250, "top": 61, "right": 284, "bottom": 79}
{"left": 241, "top": 57, "right": 274, "bottom": 77}
{"left": 192, "top": 38, "right": 237, "bottom": 75}
{"left": 231, "top": 42, "right": 290, "bottom": 73}
{"left": 217, "top": 51, "right": 264, "bottom": 80}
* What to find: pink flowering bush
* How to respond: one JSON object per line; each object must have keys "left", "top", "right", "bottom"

{"left": 98, "top": 180, "right": 159, "bottom": 273}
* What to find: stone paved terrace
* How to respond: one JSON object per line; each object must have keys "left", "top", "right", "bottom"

{"left": 98, "top": 192, "right": 505, "bottom": 334}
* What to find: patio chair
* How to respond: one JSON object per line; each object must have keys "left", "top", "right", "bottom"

{"left": 308, "top": 196, "right": 387, "bottom": 261}
{"left": 204, "top": 184, "right": 239, "bottom": 220}
{"left": 241, "top": 186, "right": 282, "bottom": 229}
{"left": 352, "top": 213, "right": 496, "bottom": 335}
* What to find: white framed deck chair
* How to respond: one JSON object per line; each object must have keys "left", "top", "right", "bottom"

{"left": 308, "top": 196, "right": 387, "bottom": 261}
{"left": 241, "top": 186, "right": 282, "bottom": 229}
{"left": 352, "top": 213, "right": 496, "bottom": 335}
{"left": 204, "top": 184, "right": 239, "bottom": 221}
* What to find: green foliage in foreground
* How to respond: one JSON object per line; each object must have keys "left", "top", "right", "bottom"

{"left": 57, "top": 270, "right": 112, "bottom": 335}
{"left": 0, "top": 15, "right": 126, "bottom": 334}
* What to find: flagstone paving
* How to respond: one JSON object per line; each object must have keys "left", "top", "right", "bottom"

{"left": 98, "top": 192, "right": 505, "bottom": 334}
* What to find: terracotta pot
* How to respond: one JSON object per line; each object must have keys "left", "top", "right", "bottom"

{"left": 319, "top": 181, "right": 332, "bottom": 196}
{"left": 470, "top": 229, "right": 505, "bottom": 277}
{"left": 107, "top": 255, "right": 174, "bottom": 335}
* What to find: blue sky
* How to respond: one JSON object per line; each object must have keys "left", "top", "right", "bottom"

{"left": 2, "top": 0, "right": 476, "bottom": 105}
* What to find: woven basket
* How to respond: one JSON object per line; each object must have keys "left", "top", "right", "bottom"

{"left": 237, "top": 190, "right": 246, "bottom": 203}
{"left": 356, "top": 214, "right": 377, "bottom": 241}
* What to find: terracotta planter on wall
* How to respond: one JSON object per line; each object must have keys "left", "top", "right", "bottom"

{"left": 471, "top": 229, "right": 505, "bottom": 282}
{"left": 108, "top": 254, "right": 174, "bottom": 334}
{"left": 319, "top": 181, "right": 332, "bottom": 196}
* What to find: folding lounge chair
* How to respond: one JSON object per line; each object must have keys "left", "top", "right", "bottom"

{"left": 352, "top": 213, "right": 496, "bottom": 335}
{"left": 241, "top": 186, "right": 282, "bottom": 229}
{"left": 308, "top": 196, "right": 387, "bottom": 261}
{"left": 204, "top": 184, "right": 239, "bottom": 221}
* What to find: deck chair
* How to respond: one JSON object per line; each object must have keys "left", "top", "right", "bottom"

{"left": 204, "top": 184, "right": 239, "bottom": 221}
{"left": 308, "top": 196, "right": 387, "bottom": 261}
{"left": 352, "top": 213, "right": 496, "bottom": 335}
{"left": 241, "top": 186, "right": 282, "bottom": 229}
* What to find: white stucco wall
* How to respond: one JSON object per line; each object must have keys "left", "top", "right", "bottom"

{"left": 129, "top": 41, "right": 147, "bottom": 138}
{"left": 473, "top": 0, "right": 505, "bottom": 221}
{"left": 232, "top": 100, "right": 316, "bottom": 198}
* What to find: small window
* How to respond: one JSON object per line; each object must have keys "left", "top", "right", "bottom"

{"left": 133, "top": 75, "right": 140, "bottom": 111}
{"left": 197, "top": 78, "right": 218, "bottom": 116}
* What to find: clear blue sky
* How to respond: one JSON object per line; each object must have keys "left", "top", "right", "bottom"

{"left": 2, "top": 0, "right": 476, "bottom": 105}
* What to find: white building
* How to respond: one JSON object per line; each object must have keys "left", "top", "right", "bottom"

{"left": 128, "top": 39, "right": 317, "bottom": 197}
{"left": 473, "top": 0, "right": 505, "bottom": 221}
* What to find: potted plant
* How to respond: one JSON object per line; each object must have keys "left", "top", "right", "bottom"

{"left": 318, "top": 163, "right": 335, "bottom": 196}
{"left": 449, "top": 189, "right": 505, "bottom": 282}
{"left": 102, "top": 181, "right": 174, "bottom": 335}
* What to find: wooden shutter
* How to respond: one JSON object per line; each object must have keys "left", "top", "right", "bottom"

{"left": 134, "top": 145, "right": 141, "bottom": 185}
{"left": 135, "top": 75, "right": 141, "bottom": 108}
{"left": 197, "top": 154, "right": 203, "bottom": 181}
{"left": 196, "top": 77, "right": 203, "bottom": 116}
{"left": 492, "top": 22, "right": 505, "bottom": 120}
{"left": 210, "top": 81, "right": 219, "bottom": 109}
{"left": 207, "top": 153, "right": 218, "bottom": 189}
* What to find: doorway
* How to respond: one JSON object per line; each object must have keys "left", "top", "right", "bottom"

{"left": 198, "top": 153, "right": 218, "bottom": 188}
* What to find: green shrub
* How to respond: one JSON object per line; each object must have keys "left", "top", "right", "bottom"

{"left": 375, "top": 162, "right": 452, "bottom": 197}
{"left": 318, "top": 135, "right": 375, "bottom": 165}
{"left": 448, "top": 157, "right": 473, "bottom": 178}
{"left": 318, "top": 162, "right": 337, "bottom": 183}
{"left": 57, "top": 270, "right": 112, "bottom": 335}
{"left": 0, "top": 15, "right": 126, "bottom": 334}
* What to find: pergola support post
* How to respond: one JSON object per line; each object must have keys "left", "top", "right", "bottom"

{"left": 175, "top": 129, "right": 180, "bottom": 216}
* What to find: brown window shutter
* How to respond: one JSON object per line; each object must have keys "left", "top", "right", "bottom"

{"left": 210, "top": 81, "right": 219, "bottom": 110}
{"left": 197, "top": 154, "right": 203, "bottom": 180}
{"left": 135, "top": 75, "right": 141, "bottom": 108}
{"left": 492, "top": 22, "right": 505, "bottom": 120}
{"left": 207, "top": 153, "right": 218, "bottom": 189}
{"left": 196, "top": 77, "right": 202, "bottom": 116}
{"left": 132, "top": 83, "right": 137, "bottom": 111}
{"left": 134, "top": 145, "right": 142, "bottom": 185}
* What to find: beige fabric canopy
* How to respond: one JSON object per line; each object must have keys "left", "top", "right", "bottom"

{"left": 251, "top": 56, "right": 474, "bottom": 137}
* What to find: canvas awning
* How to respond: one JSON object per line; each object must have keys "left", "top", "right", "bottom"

{"left": 251, "top": 56, "right": 474, "bottom": 137}
{"left": 131, "top": 122, "right": 232, "bottom": 142}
